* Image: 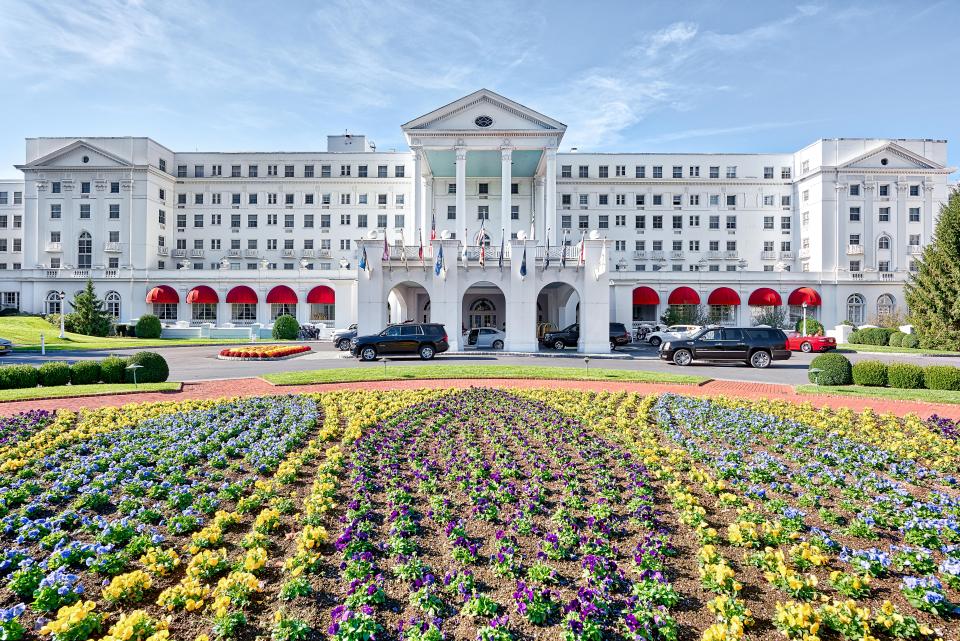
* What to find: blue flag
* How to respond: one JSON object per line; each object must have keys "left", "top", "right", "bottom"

{"left": 519, "top": 246, "right": 527, "bottom": 278}
{"left": 435, "top": 244, "right": 444, "bottom": 276}
{"left": 359, "top": 245, "right": 368, "bottom": 273}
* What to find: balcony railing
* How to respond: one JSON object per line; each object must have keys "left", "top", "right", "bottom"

{"left": 227, "top": 249, "right": 241, "bottom": 257}
{"left": 669, "top": 250, "right": 684, "bottom": 260}
{"left": 632, "top": 251, "right": 647, "bottom": 260}
{"left": 724, "top": 251, "right": 739, "bottom": 260}
{"left": 157, "top": 247, "right": 169, "bottom": 256}
{"left": 846, "top": 244, "right": 863, "bottom": 255}
{"left": 72, "top": 269, "right": 90, "bottom": 278}
{"left": 103, "top": 242, "right": 121, "bottom": 253}
{"left": 281, "top": 249, "right": 296, "bottom": 258}
{"left": 172, "top": 249, "right": 186, "bottom": 258}
{"left": 798, "top": 248, "right": 811, "bottom": 259}
{"left": 760, "top": 251, "right": 777, "bottom": 260}
{"left": 780, "top": 251, "right": 795, "bottom": 260}
{"left": 190, "top": 249, "right": 204, "bottom": 258}
{"left": 244, "top": 249, "right": 258, "bottom": 258}
{"left": 907, "top": 245, "right": 923, "bottom": 254}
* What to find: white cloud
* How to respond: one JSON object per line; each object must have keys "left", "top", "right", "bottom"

{"left": 644, "top": 21, "right": 698, "bottom": 57}
{"left": 637, "top": 119, "right": 823, "bottom": 145}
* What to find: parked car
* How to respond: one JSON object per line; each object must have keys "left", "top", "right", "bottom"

{"left": 542, "top": 322, "right": 631, "bottom": 351}
{"left": 351, "top": 323, "right": 449, "bottom": 361}
{"left": 787, "top": 333, "right": 836, "bottom": 353}
{"left": 0, "top": 338, "right": 10, "bottom": 355}
{"left": 646, "top": 324, "right": 702, "bottom": 347}
{"left": 660, "top": 326, "right": 791, "bottom": 369}
{"left": 466, "top": 327, "right": 506, "bottom": 349}
{"left": 332, "top": 323, "right": 358, "bottom": 350}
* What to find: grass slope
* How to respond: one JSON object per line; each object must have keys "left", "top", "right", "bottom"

{"left": 0, "top": 317, "right": 249, "bottom": 351}
{"left": 838, "top": 343, "right": 960, "bottom": 356}
{"left": 0, "top": 382, "right": 181, "bottom": 402}
{"left": 796, "top": 384, "right": 960, "bottom": 404}
{"left": 265, "top": 364, "right": 709, "bottom": 386}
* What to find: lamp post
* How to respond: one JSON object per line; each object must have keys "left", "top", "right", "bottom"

{"left": 802, "top": 301, "right": 808, "bottom": 336}
{"left": 126, "top": 363, "right": 143, "bottom": 387}
{"left": 809, "top": 367, "right": 824, "bottom": 386}
{"left": 58, "top": 291, "right": 66, "bottom": 338}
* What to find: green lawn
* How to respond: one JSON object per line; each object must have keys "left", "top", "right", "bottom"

{"left": 837, "top": 343, "right": 960, "bottom": 356}
{"left": 265, "top": 364, "right": 709, "bottom": 386}
{"left": 796, "top": 384, "right": 960, "bottom": 404}
{"left": 0, "top": 382, "right": 181, "bottom": 402}
{"left": 0, "top": 317, "right": 250, "bottom": 351}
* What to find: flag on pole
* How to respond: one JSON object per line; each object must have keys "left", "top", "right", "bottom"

{"left": 399, "top": 233, "right": 407, "bottom": 269}
{"left": 475, "top": 227, "right": 487, "bottom": 269}
{"left": 382, "top": 234, "right": 390, "bottom": 261}
{"left": 544, "top": 228, "right": 551, "bottom": 270}
{"left": 519, "top": 246, "right": 527, "bottom": 279}
{"left": 498, "top": 230, "right": 505, "bottom": 272}
{"left": 434, "top": 243, "right": 444, "bottom": 277}
{"left": 595, "top": 238, "right": 608, "bottom": 280}
{"left": 430, "top": 213, "right": 437, "bottom": 241}
{"left": 577, "top": 232, "right": 586, "bottom": 271}
{"left": 359, "top": 245, "right": 370, "bottom": 274}
{"left": 418, "top": 228, "right": 424, "bottom": 268}
{"left": 560, "top": 230, "right": 568, "bottom": 269}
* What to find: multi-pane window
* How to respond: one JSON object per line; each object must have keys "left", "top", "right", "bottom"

{"left": 709, "top": 166, "right": 719, "bottom": 178}
{"left": 879, "top": 184, "right": 889, "bottom": 197}
{"left": 764, "top": 167, "right": 774, "bottom": 179}
{"left": 849, "top": 207, "right": 861, "bottom": 221}
{"left": 652, "top": 195, "right": 662, "bottom": 206}
{"left": 635, "top": 195, "right": 645, "bottom": 206}
{"left": 231, "top": 165, "right": 241, "bottom": 178}
{"left": 780, "top": 216, "right": 791, "bottom": 230}
{"left": 725, "top": 215, "right": 737, "bottom": 229}
{"left": 249, "top": 165, "right": 258, "bottom": 177}
{"left": 598, "top": 166, "right": 609, "bottom": 178}
{"left": 879, "top": 207, "right": 890, "bottom": 222}
{"left": 194, "top": 214, "right": 203, "bottom": 227}
{"left": 726, "top": 195, "right": 736, "bottom": 207}
{"left": 284, "top": 214, "right": 295, "bottom": 228}
{"left": 578, "top": 165, "right": 589, "bottom": 178}
{"left": 709, "top": 216, "right": 720, "bottom": 229}
{"left": 672, "top": 195, "right": 681, "bottom": 206}
{"left": 652, "top": 215, "right": 663, "bottom": 229}
{"left": 689, "top": 166, "right": 700, "bottom": 177}
{"left": 781, "top": 167, "right": 792, "bottom": 179}
{"left": 672, "top": 215, "right": 682, "bottom": 229}
{"left": 689, "top": 195, "right": 700, "bottom": 206}
{"left": 340, "top": 165, "right": 351, "bottom": 177}
{"left": 511, "top": 206, "right": 519, "bottom": 220}
{"left": 725, "top": 166, "right": 737, "bottom": 178}
{"left": 598, "top": 215, "right": 609, "bottom": 229}
{"left": 578, "top": 215, "right": 589, "bottom": 229}
{"left": 849, "top": 184, "right": 860, "bottom": 196}
{"left": 561, "top": 165, "right": 572, "bottom": 178}
{"left": 652, "top": 166, "right": 663, "bottom": 178}
{"left": 447, "top": 206, "right": 456, "bottom": 220}
{"left": 615, "top": 165, "right": 626, "bottom": 177}
{"left": 781, "top": 195, "right": 791, "bottom": 206}
{"left": 909, "top": 207, "right": 921, "bottom": 222}
{"left": 50, "top": 204, "right": 61, "bottom": 219}
{"left": 599, "top": 195, "right": 608, "bottom": 205}
{"left": 395, "top": 165, "right": 405, "bottom": 178}
{"left": 80, "top": 204, "right": 90, "bottom": 219}
{"left": 672, "top": 166, "right": 682, "bottom": 178}
{"left": 763, "top": 216, "right": 774, "bottom": 230}
{"left": 616, "top": 194, "right": 626, "bottom": 205}
{"left": 688, "top": 215, "right": 700, "bottom": 227}
{"left": 635, "top": 166, "right": 645, "bottom": 178}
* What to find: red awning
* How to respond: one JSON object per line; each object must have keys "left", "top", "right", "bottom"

{"left": 668, "top": 286, "right": 700, "bottom": 305}
{"left": 788, "top": 287, "right": 822, "bottom": 306}
{"left": 146, "top": 285, "right": 178, "bottom": 304}
{"left": 266, "top": 285, "right": 298, "bottom": 304}
{"left": 632, "top": 286, "right": 660, "bottom": 305}
{"left": 306, "top": 285, "right": 335, "bottom": 304}
{"left": 226, "top": 286, "right": 258, "bottom": 304}
{"left": 186, "top": 285, "right": 219, "bottom": 304}
{"left": 748, "top": 287, "right": 782, "bottom": 306}
{"left": 707, "top": 287, "right": 741, "bottom": 306}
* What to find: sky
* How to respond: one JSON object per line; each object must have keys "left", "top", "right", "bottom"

{"left": 1, "top": 0, "right": 958, "bottom": 178}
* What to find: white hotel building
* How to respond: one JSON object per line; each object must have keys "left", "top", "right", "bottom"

{"left": 0, "top": 90, "right": 952, "bottom": 351}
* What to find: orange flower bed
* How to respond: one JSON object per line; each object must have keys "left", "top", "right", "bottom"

{"left": 218, "top": 344, "right": 311, "bottom": 359}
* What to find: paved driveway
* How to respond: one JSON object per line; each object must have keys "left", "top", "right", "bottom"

{"left": 2, "top": 341, "right": 957, "bottom": 386}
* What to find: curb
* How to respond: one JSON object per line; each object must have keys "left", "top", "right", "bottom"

{"left": 0, "top": 382, "right": 184, "bottom": 404}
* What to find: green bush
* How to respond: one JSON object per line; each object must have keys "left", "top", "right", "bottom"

{"left": 887, "top": 363, "right": 925, "bottom": 389}
{"left": 37, "top": 361, "right": 71, "bottom": 387}
{"left": 857, "top": 327, "right": 896, "bottom": 346}
{"left": 901, "top": 334, "right": 919, "bottom": 349}
{"left": 851, "top": 361, "right": 888, "bottom": 387}
{"left": 808, "top": 353, "right": 852, "bottom": 385}
{"left": 847, "top": 330, "right": 862, "bottom": 344}
{"left": 795, "top": 318, "right": 824, "bottom": 336}
{"left": 124, "top": 351, "right": 169, "bottom": 383}
{"left": 0, "top": 365, "right": 38, "bottom": 390}
{"left": 924, "top": 365, "right": 960, "bottom": 391}
{"left": 100, "top": 356, "right": 127, "bottom": 384}
{"left": 135, "top": 315, "right": 163, "bottom": 339}
{"left": 888, "top": 332, "right": 905, "bottom": 347}
{"left": 70, "top": 361, "right": 102, "bottom": 386}
{"left": 272, "top": 315, "right": 299, "bottom": 341}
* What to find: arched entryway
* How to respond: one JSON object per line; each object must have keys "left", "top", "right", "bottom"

{"left": 462, "top": 281, "right": 506, "bottom": 331}
{"left": 387, "top": 281, "right": 431, "bottom": 325}
{"left": 537, "top": 281, "right": 580, "bottom": 341}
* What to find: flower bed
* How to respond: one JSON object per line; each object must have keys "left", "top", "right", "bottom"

{"left": 218, "top": 344, "right": 311, "bottom": 360}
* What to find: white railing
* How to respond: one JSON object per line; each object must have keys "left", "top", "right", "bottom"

{"left": 301, "top": 249, "right": 316, "bottom": 258}
{"left": 760, "top": 251, "right": 777, "bottom": 260}
{"left": 650, "top": 251, "right": 665, "bottom": 260}
{"left": 244, "top": 249, "right": 258, "bottom": 257}
{"left": 227, "top": 249, "right": 241, "bottom": 257}
{"left": 45, "top": 269, "right": 58, "bottom": 278}
{"left": 72, "top": 269, "right": 90, "bottom": 278}
{"left": 103, "top": 242, "right": 121, "bottom": 253}
{"left": 880, "top": 272, "right": 894, "bottom": 281}
{"left": 191, "top": 249, "right": 204, "bottom": 258}
{"left": 633, "top": 251, "right": 647, "bottom": 260}
{"left": 846, "top": 244, "right": 863, "bottom": 255}
{"left": 281, "top": 249, "right": 296, "bottom": 258}
{"left": 172, "top": 249, "right": 186, "bottom": 258}
{"left": 45, "top": 242, "right": 62, "bottom": 252}
{"left": 157, "top": 247, "right": 169, "bottom": 256}
{"left": 670, "top": 250, "right": 684, "bottom": 260}
{"left": 724, "top": 251, "right": 739, "bottom": 260}
{"left": 780, "top": 251, "right": 795, "bottom": 260}
{"left": 706, "top": 251, "right": 723, "bottom": 260}
{"left": 104, "top": 269, "right": 119, "bottom": 278}
{"left": 907, "top": 245, "right": 923, "bottom": 254}
{"left": 851, "top": 272, "right": 864, "bottom": 280}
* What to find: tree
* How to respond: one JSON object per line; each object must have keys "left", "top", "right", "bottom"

{"left": 905, "top": 189, "right": 960, "bottom": 349}
{"left": 68, "top": 279, "right": 112, "bottom": 337}
{"left": 660, "top": 305, "right": 708, "bottom": 327}
{"left": 751, "top": 306, "right": 787, "bottom": 328}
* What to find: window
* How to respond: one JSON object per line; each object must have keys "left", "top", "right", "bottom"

{"left": 447, "top": 206, "right": 456, "bottom": 220}
{"left": 578, "top": 215, "right": 589, "bottom": 229}
{"left": 709, "top": 216, "right": 720, "bottom": 229}
{"left": 477, "top": 206, "right": 489, "bottom": 220}
{"left": 909, "top": 207, "right": 921, "bottom": 222}
{"left": 708, "top": 166, "right": 719, "bottom": 179}
{"left": 652, "top": 166, "right": 663, "bottom": 178}
{"left": 579, "top": 194, "right": 589, "bottom": 206}
{"left": 77, "top": 204, "right": 91, "bottom": 219}
{"left": 211, "top": 194, "right": 221, "bottom": 205}
{"left": 340, "top": 239, "right": 351, "bottom": 250}
{"left": 599, "top": 215, "right": 609, "bottom": 229}
{"left": 211, "top": 165, "right": 222, "bottom": 177}
{"left": 726, "top": 195, "right": 736, "bottom": 207}
{"left": 635, "top": 166, "right": 646, "bottom": 178}
{"left": 764, "top": 166, "right": 774, "bottom": 179}
{"left": 763, "top": 195, "right": 775, "bottom": 206}
{"left": 781, "top": 167, "right": 792, "bottom": 179}
{"left": 688, "top": 215, "right": 700, "bottom": 227}
{"left": 395, "top": 165, "right": 405, "bottom": 178}
{"left": 877, "top": 294, "right": 896, "bottom": 320}
{"left": 210, "top": 239, "right": 221, "bottom": 250}
{"left": 763, "top": 216, "right": 774, "bottom": 230}
{"left": 561, "top": 165, "right": 572, "bottom": 178}
{"left": 616, "top": 215, "right": 626, "bottom": 226}
{"left": 635, "top": 215, "right": 645, "bottom": 229}
{"left": 340, "top": 165, "right": 351, "bottom": 177}
{"left": 689, "top": 166, "right": 700, "bottom": 178}
{"left": 689, "top": 240, "right": 699, "bottom": 251}
{"left": 285, "top": 193, "right": 294, "bottom": 205}
{"left": 635, "top": 195, "right": 645, "bottom": 206}
{"left": 231, "top": 213, "right": 240, "bottom": 228}
{"left": 709, "top": 195, "right": 719, "bottom": 206}
{"left": 725, "top": 215, "right": 737, "bottom": 230}
{"left": 562, "top": 215, "right": 572, "bottom": 229}
{"left": 672, "top": 195, "right": 681, "bottom": 207}
{"left": 599, "top": 195, "right": 609, "bottom": 205}
{"left": 395, "top": 214, "right": 405, "bottom": 228}
{"left": 478, "top": 183, "right": 489, "bottom": 195}
{"left": 247, "top": 214, "right": 257, "bottom": 228}
{"left": 579, "top": 165, "right": 589, "bottom": 178}
{"left": 849, "top": 207, "right": 861, "bottom": 222}
{"left": 616, "top": 194, "right": 626, "bottom": 205}
{"left": 878, "top": 261, "right": 891, "bottom": 272}
{"left": 306, "top": 214, "right": 317, "bottom": 228}
{"left": 80, "top": 182, "right": 90, "bottom": 194}
{"left": 340, "top": 194, "right": 351, "bottom": 205}
{"left": 282, "top": 165, "right": 294, "bottom": 178}
{"left": 849, "top": 260, "right": 861, "bottom": 272}
{"left": 846, "top": 294, "right": 865, "bottom": 325}
{"left": 780, "top": 241, "right": 791, "bottom": 251}
{"left": 358, "top": 214, "right": 368, "bottom": 227}
{"left": 652, "top": 215, "right": 663, "bottom": 229}
{"left": 909, "top": 184, "right": 920, "bottom": 197}
{"left": 725, "top": 166, "right": 737, "bottom": 179}
{"left": 284, "top": 214, "right": 294, "bottom": 228}
{"left": 211, "top": 213, "right": 221, "bottom": 225}
{"left": 511, "top": 206, "right": 519, "bottom": 220}
{"left": 77, "top": 232, "right": 92, "bottom": 268}
{"left": 672, "top": 215, "right": 682, "bottom": 229}
{"left": 780, "top": 216, "right": 791, "bottom": 230}
{"left": 653, "top": 195, "right": 662, "bottom": 206}
{"left": 249, "top": 193, "right": 258, "bottom": 205}
{"left": 672, "top": 166, "right": 682, "bottom": 178}
{"left": 909, "top": 234, "right": 920, "bottom": 246}
{"left": 615, "top": 165, "right": 626, "bottom": 177}
{"left": 689, "top": 195, "right": 699, "bottom": 206}
{"left": 878, "top": 236, "right": 890, "bottom": 250}
{"left": 377, "top": 214, "right": 388, "bottom": 228}
{"left": 249, "top": 165, "right": 258, "bottom": 178}
{"left": 849, "top": 234, "right": 861, "bottom": 245}
{"left": 176, "top": 213, "right": 186, "bottom": 229}
{"left": 50, "top": 204, "right": 61, "bottom": 219}
{"left": 781, "top": 195, "right": 791, "bottom": 207}
{"left": 879, "top": 207, "right": 890, "bottom": 222}
{"left": 879, "top": 184, "right": 889, "bottom": 197}
{"left": 802, "top": 190, "right": 809, "bottom": 202}
{"left": 849, "top": 184, "right": 860, "bottom": 196}
{"left": 599, "top": 166, "right": 609, "bottom": 178}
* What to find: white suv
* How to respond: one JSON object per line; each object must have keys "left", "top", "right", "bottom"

{"left": 646, "top": 324, "right": 702, "bottom": 348}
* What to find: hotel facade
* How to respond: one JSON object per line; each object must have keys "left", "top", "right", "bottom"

{"left": 0, "top": 90, "right": 952, "bottom": 351}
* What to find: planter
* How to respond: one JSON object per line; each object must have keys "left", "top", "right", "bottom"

{"left": 217, "top": 345, "right": 312, "bottom": 361}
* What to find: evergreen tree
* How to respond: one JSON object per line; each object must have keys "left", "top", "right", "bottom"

{"left": 68, "top": 279, "right": 112, "bottom": 337}
{"left": 904, "top": 189, "right": 960, "bottom": 349}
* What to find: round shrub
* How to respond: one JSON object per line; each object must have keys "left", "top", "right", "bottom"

{"left": 0, "top": 365, "right": 38, "bottom": 390}
{"left": 795, "top": 318, "right": 824, "bottom": 336}
{"left": 100, "top": 356, "right": 127, "bottom": 384}
{"left": 851, "top": 361, "right": 888, "bottom": 387}
{"left": 808, "top": 353, "right": 852, "bottom": 385}
{"left": 124, "top": 351, "right": 169, "bottom": 383}
{"left": 847, "top": 330, "right": 862, "bottom": 345}
{"left": 887, "top": 363, "right": 925, "bottom": 389}
{"left": 37, "top": 361, "right": 71, "bottom": 387}
{"left": 135, "top": 315, "right": 163, "bottom": 339}
{"left": 858, "top": 327, "right": 896, "bottom": 346}
{"left": 272, "top": 315, "right": 299, "bottom": 341}
{"left": 888, "top": 332, "right": 905, "bottom": 347}
{"left": 70, "top": 360, "right": 101, "bottom": 386}
{"left": 901, "top": 334, "right": 919, "bottom": 349}
{"left": 924, "top": 365, "right": 960, "bottom": 391}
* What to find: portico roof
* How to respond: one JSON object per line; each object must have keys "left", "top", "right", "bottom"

{"left": 424, "top": 149, "right": 543, "bottom": 177}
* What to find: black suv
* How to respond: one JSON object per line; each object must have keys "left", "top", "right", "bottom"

{"left": 659, "top": 326, "right": 791, "bottom": 369}
{"left": 542, "top": 322, "right": 632, "bottom": 350}
{"left": 351, "top": 323, "right": 449, "bottom": 361}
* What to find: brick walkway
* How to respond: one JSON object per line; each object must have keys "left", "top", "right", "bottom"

{"left": 0, "top": 377, "right": 958, "bottom": 419}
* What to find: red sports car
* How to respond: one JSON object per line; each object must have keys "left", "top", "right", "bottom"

{"left": 787, "top": 334, "right": 836, "bottom": 353}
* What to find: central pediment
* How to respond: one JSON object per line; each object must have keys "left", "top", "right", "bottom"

{"left": 402, "top": 89, "right": 566, "bottom": 134}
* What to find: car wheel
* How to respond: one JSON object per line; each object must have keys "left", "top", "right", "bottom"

{"left": 672, "top": 349, "right": 693, "bottom": 366}
{"left": 492, "top": 340, "right": 504, "bottom": 350}
{"left": 553, "top": 339, "right": 566, "bottom": 350}
{"left": 649, "top": 336, "right": 662, "bottom": 347}
{"left": 750, "top": 350, "right": 772, "bottom": 369}
{"left": 610, "top": 341, "right": 615, "bottom": 351}
{"left": 419, "top": 345, "right": 435, "bottom": 360}
{"left": 800, "top": 341, "right": 812, "bottom": 353}
{"left": 360, "top": 347, "right": 377, "bottom": 361}
{"left": 337, "top": 338, "right": 351, "bottom": 351}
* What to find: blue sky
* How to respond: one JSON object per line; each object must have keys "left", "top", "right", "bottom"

{"left": 1, "top": 0, "right": 958, "bottom": 178}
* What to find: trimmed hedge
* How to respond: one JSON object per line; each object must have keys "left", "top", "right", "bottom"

{"left": 808, "top": 353, "right": 852, "bottom": 385}
{"left": 272, "top": 315, "right": 299, "bottom": 341}
{"left": 795, "top": 318, "right": 824, "bottom": 336}
{"left": 37, "top": 361, "right": 71, "bottom": 387}
{"left": 847, "top": 330, "right": 862, "bottom": 344}
{"left": 857, "top": 327, "right": 896, "bottom": 346}
{"left": 852, "top": 361, "right": 888, "bottom": 387}
{"left": 124, "top": 351, "right": 169, "bottom": 384}
{"left": 100, "top": 356, "right": 127, "bottom": 384}
{"left": 901, "top": 334, "right": 919, "bottom": 349}
{"left": 888, "top": 332, "right": 905, "bottom": 347}
{"left": 0, "top": 365, "right": 37, "bottom": 390}
{"left": 924, "top": 366, "right": 960, "bottom": 391}
{"left": 888, "top": 363, "right": 925, "bottom": 389}
{"left": 135, "top": 314, "right": 163, "bottom": 339}
{"left": 70, "top": 361, "right": 102, "bottom": 386}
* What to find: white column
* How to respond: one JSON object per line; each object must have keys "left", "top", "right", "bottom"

{"left": 863, "top": 182, "right": 875, "bottom": 269}
{"left": 545, "top": 149, "right": 557, "bottom": 244}
{"left": 413, "top": 147, "right": 423, "bottom": 245}
{"left": 534, "top": 176, "right": 545, "bottom": 241}
{"left": 424, "top": 178, "right": 434, "bottom": 245}
{"left": 500, "top": 147, "right": 513, "bottom": 237}
{"left": 922, "top": 182, "right": 935, "bottom": 245}
{"left": 455, "top": 146, "right": 467, "bottom": 242}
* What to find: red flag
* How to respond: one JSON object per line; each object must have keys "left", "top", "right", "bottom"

{"left": 430, "top": 212, "right": 437, "bottom": 241}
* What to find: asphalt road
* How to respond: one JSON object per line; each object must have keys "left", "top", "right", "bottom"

{"left": 3, "top": 341, "right": 959, "bottom": 386}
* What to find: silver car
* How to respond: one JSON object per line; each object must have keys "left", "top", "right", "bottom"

{"left": 0, "top": 338, "right": 10, "bottom": 354}
{"left": 466, "top": 327, "right": 505, "bottom": 350}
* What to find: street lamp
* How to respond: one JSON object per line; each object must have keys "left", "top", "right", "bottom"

{"left": 58, "top": 291, "right": 66, "bottom": 338}
{"left": 801, "top": 301, "right": 809, "bottom": 336}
